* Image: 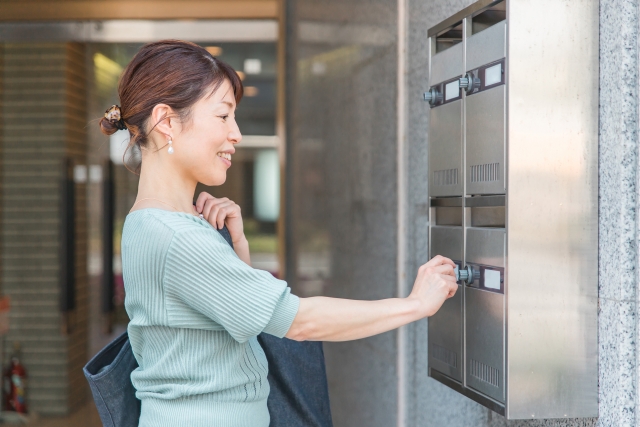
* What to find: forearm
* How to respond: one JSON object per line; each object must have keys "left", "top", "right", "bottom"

{"left": 285, "top": 296, "right": 421, "bottom": 342}
{"left": 233, "top": 236, "right": 251, "bottom": 265}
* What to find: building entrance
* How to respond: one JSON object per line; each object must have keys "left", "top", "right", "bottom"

{"left": 0, "top": 19, "right": 280, "bottom": 424}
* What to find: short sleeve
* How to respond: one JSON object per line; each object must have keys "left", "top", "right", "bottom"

{"left": 163, "top": 228, "right": 299, "bottom": 342}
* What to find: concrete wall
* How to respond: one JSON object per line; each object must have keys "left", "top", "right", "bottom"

{"left": 287, "top": 0, "right": 638, "bottom": 425}
{"left": 286, "top": 1, "right": 400, "bottom": 425}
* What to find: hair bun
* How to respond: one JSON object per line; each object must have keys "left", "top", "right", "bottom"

{"left": 99, "top": 116, "right": 123, "bottom": 136}
{"left": 100, "top": 105, "right": 127, "bottom": 135}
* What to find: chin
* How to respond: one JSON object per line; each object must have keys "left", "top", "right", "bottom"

{"left": 201, "top": 174, "right": 227, "bottom": 187}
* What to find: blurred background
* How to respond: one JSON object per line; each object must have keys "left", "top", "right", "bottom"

{"left": 0, "top": 1, "right": 632, "bottom": 427}
{"left": 0, "top": 3, "right": 286, "bottom": 425}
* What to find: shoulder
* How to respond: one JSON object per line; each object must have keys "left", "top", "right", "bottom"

{"left": 123, "top": 209, "right": 175, "bottom": 243}
{"left": 124, "top": 209, "right": 234, "bottom": 262}
{"left": 122, "top": 209, "right": 212, "bottom": 253}
{"left": 124, "top": 209, "right": 214, "bottom": 238}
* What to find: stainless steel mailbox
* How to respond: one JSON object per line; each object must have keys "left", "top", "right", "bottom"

{"left": 426, "top": 0, "right": 598, "bottom": 419}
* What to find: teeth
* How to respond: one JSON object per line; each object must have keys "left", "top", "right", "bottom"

{"left": 217, "top": 152, "right": 231, "bottom": 161}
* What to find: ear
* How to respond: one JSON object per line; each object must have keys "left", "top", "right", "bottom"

{"left": 150, "top": 103, "right": 180, "bottom": 140}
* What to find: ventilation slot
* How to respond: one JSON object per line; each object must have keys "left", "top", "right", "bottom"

{"left": 431, "top": 343, "right": 457, "bottom": 368}
{"left": 433, "top": 168, "right": 459, "bottom": 186}
{"left": 469, "top": 358, "right": 499, "bottom": 387}
{"left": 470, "top": 163, "right": 500, "bottom": 183}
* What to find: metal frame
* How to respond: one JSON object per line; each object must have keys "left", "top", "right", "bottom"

{"left": 427, "top": 0, "right": 502, "bottom": 38}
{"left": 427, "top": 0, "right": 598, "bottom": 419}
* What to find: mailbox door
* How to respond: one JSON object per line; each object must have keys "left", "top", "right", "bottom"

{"left": 466, "top": 85, "right": 506, "bottom": 195}
{"left": 429, "top": 226, "right": 463, "bottom": 381}
{"left": 430, "top": 42, "right": 463, "bottom": 197}
{"left": 465, "top": 287, "right": 505, "bottom": 403}
{"left": 465, "top": 227, "right": 506, "bottom": 402}
{"left": 430, "top": 101, "right": 463, "bottom": 197}
{"left": 465, "top": 21, "right": 507, "bottom": 196}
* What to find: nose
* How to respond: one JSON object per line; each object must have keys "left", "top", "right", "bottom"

{"left": 228, "top": 119, "right": 242, "bottom": 145}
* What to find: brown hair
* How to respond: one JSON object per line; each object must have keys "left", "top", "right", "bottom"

{"left": 99, "top": 40, "right": 243, "bottom": 169}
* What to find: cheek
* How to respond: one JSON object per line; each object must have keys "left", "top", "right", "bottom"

{"left": 191, "top": 127, "right": 222, "bottom": 156}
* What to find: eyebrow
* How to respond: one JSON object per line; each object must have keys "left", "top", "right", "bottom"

{"left": 219, "top": 101, "right": 235, "bottom": 108}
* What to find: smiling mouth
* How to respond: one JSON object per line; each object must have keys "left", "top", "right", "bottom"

{"left": 217, "top": 152, "right": 231, "bottom": 161}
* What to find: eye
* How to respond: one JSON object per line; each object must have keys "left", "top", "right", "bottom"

{"left": 220, "top": 115, "right": 229, "bottom": 121}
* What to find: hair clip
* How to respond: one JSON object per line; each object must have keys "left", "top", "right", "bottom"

{"left": 104, "top": 105, "right": 128, "bottom": 131}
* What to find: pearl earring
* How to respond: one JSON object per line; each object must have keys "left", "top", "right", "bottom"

{"left": 168, "top": 138, "right": 174, "bottom": 154}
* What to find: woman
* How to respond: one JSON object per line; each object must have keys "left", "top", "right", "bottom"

{"left": 99, "top": 40, "right": 457, "bottom": 427}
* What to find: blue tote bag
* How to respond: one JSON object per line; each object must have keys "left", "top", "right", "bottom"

{"left": 83, "top": 225, "right": 333, "bottom": 427}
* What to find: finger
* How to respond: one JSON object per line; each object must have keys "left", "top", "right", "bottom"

{"left": 424, "top": 255, "right": 456, "bottom": 268}
{"left": 441, "top": 273, "right": 457, "bottom": 283}
{"left": 199, "top": 195, "right": 231, "bottom": 215}
{"left": 212, "top": 201, "right": 235, "bottom": 220}
{"left": 195, "top": 192, "right": 214, "bottom": 213}
{"left": 211, "top": 202, "right": 235, "bottom": 229}
{"left": 202, "top": 198, "right": 230, "bottom": 219}
{"left": 432, "top": 264, "right": 455, "bottom": 275}
{"left": 209, "top": 205, "right": 224, "bottom": 229}
{"left": 202, "top": 199, "right": 216, "bottom": 219}
{"left": 447, "top": 283, "right": 458, "bottom": 298}
{"left": 216, "top": 206, "right": 235, "bottom": 230}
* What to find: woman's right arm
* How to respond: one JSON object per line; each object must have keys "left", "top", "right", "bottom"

{"left": 285, "top": 255, "right": 457, "bottom": 342}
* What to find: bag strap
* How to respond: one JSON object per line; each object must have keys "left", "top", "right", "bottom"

{"left": 217, "top": 225, "right": 234, "bottom": 249}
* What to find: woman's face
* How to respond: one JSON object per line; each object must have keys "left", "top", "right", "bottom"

{"left": 173, "top": 79, "right": 241, "bottom": 186}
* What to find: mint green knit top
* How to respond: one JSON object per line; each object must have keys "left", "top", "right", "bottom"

{"left": 121, "top": 209, "right": 300, "bottom": 427}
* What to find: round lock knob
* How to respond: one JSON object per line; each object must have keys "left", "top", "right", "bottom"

{"left": 423, "top": 87, "right": 440, "bottom": 106}
{"left": 459, "top": 73, "right": 480, "bottom": 93}
{"left": 455, "top": 265, "right": 475, "bottom": 285}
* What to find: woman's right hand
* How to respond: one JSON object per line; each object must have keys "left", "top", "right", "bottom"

{"left": 408, "top": 255, "right": 458, "bottom": 318}
{"left": 286, "top": 254, "right": 459, "bottom": 342}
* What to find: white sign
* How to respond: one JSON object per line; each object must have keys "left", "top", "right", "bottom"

{"left": 445, "top": 80, "right": 460, "bottom": 101}
{"left": 484, "top": 269, "right": 501, "bottom": 290}
{"left": 485, "top": 63, "right": 502, "bottom": 87}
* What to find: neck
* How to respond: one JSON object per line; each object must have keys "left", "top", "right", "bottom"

{"left": 136, "top": 149, "right": 197, "bottom": 213}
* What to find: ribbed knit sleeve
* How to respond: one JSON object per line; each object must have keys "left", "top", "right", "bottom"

{"left": 163, "top": 228, "right": 299, "bottom": 343}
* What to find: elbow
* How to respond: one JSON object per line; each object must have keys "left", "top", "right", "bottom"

{"left": 284, "top": 298, "right": 322, "bottom": 341}
{"left": 285, "top": 319, "right": 317, "bottom": 341}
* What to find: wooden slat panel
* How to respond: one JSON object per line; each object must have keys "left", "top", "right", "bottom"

{"left": 1, "top": 42, "right": 89, "bottom": 415}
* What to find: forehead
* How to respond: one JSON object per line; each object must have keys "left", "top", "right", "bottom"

{"left": 205, "top": 79, "right": 236, "bottom": 107}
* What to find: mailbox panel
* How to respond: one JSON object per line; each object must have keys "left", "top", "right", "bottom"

{"left": 431, "top": 42, "right": 463, "bottom": 87}
{"left": 467, "top": 20, "right": 506, "bottom": 72}
{"left": 466, "top": 85, "right": 506, "bottom": 195}
{"left": 466, "top": 227, "right": 505, "bottom": 268}
{"left": 429, "top": 226, "right": 463, "bottom": 381}
{"left": 430, "top": 101, "right": 463, "bottom": 197}
{"left": 465, "top": 287, "right": 505, "bottom": 403}
{"left": 431, "top": 225, "right": 463, "bottom": 261}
